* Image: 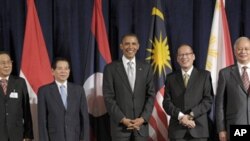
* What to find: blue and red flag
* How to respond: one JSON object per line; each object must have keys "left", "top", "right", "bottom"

{"left": 83, "top": 0, "right": 112, "bottom": 140}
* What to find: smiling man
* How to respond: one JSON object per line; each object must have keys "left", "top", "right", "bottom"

{"left": 38, "top": 57, "right": 89, "bottom": 141}
{"left": 216, "top": 37, "right": 250, "bottom": 141}
{"left": 103, "top": 33, "right": 155, "bottom": 141}
{"left": 163, "top": 44, "right": 213, "bottom": 141}
{"left": 0, "top": 51, "right": 33, "bottom": 141}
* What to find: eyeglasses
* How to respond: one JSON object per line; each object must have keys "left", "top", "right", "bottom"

{"left": 177, "top": 52, "right": 193, "bottom": 58}
{"left": 0, "top": 60, "right": 13, "bottom": 66}
{"left": 236, "top": 48, "right": 250, "bottom": 52}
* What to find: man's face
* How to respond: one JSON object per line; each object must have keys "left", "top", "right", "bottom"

{"left": 235, "top": 39, "right": 250, "bottom": 64}
{"left": 0, "top": 54, "right": 12, "bottom": 78}
{"left": 120, "top": 36, "right": 139, "bottom": 60}
{"left": 52, "top": 61, "right": 70, "bottom": 83}
{"left": 177, "top": 45, "right": 195, "bottom": 71}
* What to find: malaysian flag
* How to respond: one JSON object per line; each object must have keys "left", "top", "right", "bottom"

{"left": 146, "top": 0, "right": 172, "bottom": 140}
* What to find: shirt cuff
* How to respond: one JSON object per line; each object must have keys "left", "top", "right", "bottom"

{"left": 178, "top": 112, "right": 184, "bottom": 120}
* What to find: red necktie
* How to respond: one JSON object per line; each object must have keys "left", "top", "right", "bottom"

{"left": 1, "top": 79, "right": 8, "bottom": 95}
{"left": 241, "top": 66, "right": 250, "bottom": 92}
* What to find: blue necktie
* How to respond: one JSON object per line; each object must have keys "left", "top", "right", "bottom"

{"left": 60, "top": 85, "right": 67, "bottom": 109}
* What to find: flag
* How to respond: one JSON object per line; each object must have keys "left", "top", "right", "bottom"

{"left": 83, "top": 0, "right": 112, "bottom": 140}
{"left": 205, "top": 0, "right": 234, "bottom": 94}
{"left": 146, "top": 0, "right": 172, "bottom": 140}
{"left": 205, "top": 1, "right": 234, "bottom": 139}
{"left": 20, "top": 0, "right": 54, "bottom": 140}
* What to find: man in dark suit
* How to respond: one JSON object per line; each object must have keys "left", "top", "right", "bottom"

{"left": 38, "top": 57, "right": 89, "bottom": 141}
{"left": 0, "top": 51, "right": 33, "bottom": 141}
{"left": 163, "top": 44, "right": 213, "bottom": 141}
{"left": 103, "top": 33, "right": 155, "bottom": 141}
{"left": 216, "top": 37, "right": 250, "bottom": 141}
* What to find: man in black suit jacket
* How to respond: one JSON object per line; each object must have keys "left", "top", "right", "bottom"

{"left": 38, "top": 57, "right": 89, "bottom": 141}
{"left": 163, "top": 44, "right": 213, "bottom": 141}
{"left": 216, "top": 37, "right": 250, "bottom": 141}
{"left": 0, "top": 51, "right": 33, "bottom": 141}
{"left": 103, "top": 33, "right": 155, "bottom": 141}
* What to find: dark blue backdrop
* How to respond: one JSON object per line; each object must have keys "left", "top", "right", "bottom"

{"left": 1, "top": 0, "right": 250, "bottom": 84}
{"left": 1, "top": 0, "right": 250, "bottom": 140}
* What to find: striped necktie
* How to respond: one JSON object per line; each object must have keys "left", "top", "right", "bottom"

{"left": 241, "top": 66, "right": 250, "bottom": 92}
{"left": 1, "top": 79, "right": 7, "bottom": 95}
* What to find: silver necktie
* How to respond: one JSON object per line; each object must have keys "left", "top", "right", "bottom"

{"left": 127, "top": 61, "right": 135, "bottom": 91}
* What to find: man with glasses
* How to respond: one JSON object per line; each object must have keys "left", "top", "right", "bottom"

{"left": 163, "top": 44, "right": 213, "bottom": 141}
{"left": 216, "top": 37, "right": 250, "bottom": 141}
{"left": 0, "top": 51, "right": 33, "bottom": 141}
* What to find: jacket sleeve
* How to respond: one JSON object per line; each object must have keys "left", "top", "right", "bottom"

{"left": 215, "top": 70, "right": 227, "bottom": 132}
{"left": 191, "top": 72, "right": 213, "bottom": 118}
{"left": 22, "top": 79, "right": 34, "bottom": 139}
{"left": 38, "top": 87, "right": 49, "bottom": 141}
{"left": 140, "top": 65, "right": 155, "bottom": 122}
{"left": 80, "top": 87, "right": 89, "bottom": 141}
{"left": 103, "top": 64, "right": 126, "bottom": 124}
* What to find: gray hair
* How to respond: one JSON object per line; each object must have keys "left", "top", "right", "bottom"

{"left": 234, "top": 36, "right": 250, "bottom": 49}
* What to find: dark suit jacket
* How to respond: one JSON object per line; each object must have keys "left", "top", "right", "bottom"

{"left": 38, "top": 82, "right": 89, "bottom": 141}
{"left": 0, "top": 75, "right": 33, "bottom": 141}
{"left": 163, "top": 68, "right": 213, "bottom": 139}
{"left": 216, "top": 65, "right": 250, "bottom": 138}
{"left": 103, "top": 59, "right": 155, "bottom": 138}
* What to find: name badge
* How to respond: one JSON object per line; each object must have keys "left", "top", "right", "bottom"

{"left": 10, "top": 92, "right": 18, "bottom": 98}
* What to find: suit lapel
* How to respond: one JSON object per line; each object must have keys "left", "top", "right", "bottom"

{"left": 134, "top": 60, "right": 143, "bottom": 93}
{"left": 6, "top": 76, "right": 15, "bottom": 98}
{"left": 175, "top": 68, "right": 198, "bottom": 90}
{"left": 186, "top": 68, "right": 198, "bottom": 90}
{"left": 51, "top": 82, "right": 66, "bottom": 110}
{"left": 176, "top": 70, "right": 185, "bottom": 89}
{"left": 66, "top": 83, "right": 73, "bottom": 111}
{"left": 231, "top": 65, "right": 246, "bottom": 93}
{"left": 116, "top": 60, "right": 133, "bottom": 92}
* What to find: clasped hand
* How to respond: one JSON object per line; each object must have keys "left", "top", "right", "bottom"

{"left": 121, "top": 117, "right": 144, "bottom": 131}
{"left": 179, "top": 115, "right": 196, "bottom": 129}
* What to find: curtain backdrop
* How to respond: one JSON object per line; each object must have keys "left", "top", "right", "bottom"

{"left": 1, "top": 0, "right": 250, "bottom": 140}
{"left": 1, "top": 0, "right": 250, "bottom": 80}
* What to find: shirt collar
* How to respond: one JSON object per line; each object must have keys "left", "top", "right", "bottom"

{"left": 237, "top": 62, "right": 250, "bottom": 69}
{"left": 55, "top": 80, "right": 68, "bottom": 89}
{"left": 0, "top": 76, "right": 9, "bottom": 81}
{"left": 181, "top": 66, "right": 194, "bottom": 76}
{"left": 122, "top": 55, "right": 136, "bottom": 64}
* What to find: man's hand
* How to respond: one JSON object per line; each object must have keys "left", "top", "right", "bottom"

{"left": 179, "top": 114, "right": 196, "bottom": 128}
{"left": 130, "top": 117, "right": 144, "bottom": 130}
{"left": 121, "top": 117, "right": 133, "bottom": 128}
{"left": 219, "top": 131, "right": 227, "bottom": 141}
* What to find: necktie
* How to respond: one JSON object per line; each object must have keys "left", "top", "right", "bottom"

{"left": 241, "top": 66, "right": 250, "bottom": 92}
{"left": 127, "top": 61, "right": 135, "bottom": 91}
{"left": 60, "top": 85, "right": 67, "bottom": 109}
{"left": 1, "top": 79, "right": 7, "bottom": 95}
{"left": 183, "top": 73, "right": 189, "bottom": 87}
